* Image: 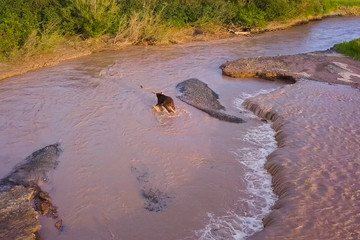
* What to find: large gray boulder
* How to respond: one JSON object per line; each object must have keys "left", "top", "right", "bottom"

{"left": 176, "top": 78, "right": 244, "bottom": 123}
{"left": 0, "top": 143, "right": 62, "bottom": 239}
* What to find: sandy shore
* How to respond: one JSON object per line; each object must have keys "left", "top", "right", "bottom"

{"left": 221, "top": 51, "right": 360, "bottom": 239}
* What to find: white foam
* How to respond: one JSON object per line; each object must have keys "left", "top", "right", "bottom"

{"left": 234, "top": 89, "right": 278, "bottom": 119}
{"left": 195, "top": 114, "right": 277, "bottom": 239}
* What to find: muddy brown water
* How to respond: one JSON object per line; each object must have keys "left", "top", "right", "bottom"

{"left": 244, "top": 79, "right": 360, "bottom": 240}
{"left": 0, "top": 17, "right": 360, "bottom": 239}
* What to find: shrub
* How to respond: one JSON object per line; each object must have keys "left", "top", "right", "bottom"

{"left": 61, "top": 0, "right": 120, "bottom": 38}
{"left": 254, "top": 0, "right": 292, "bottom": 20}
{"left": 0, "top": 0, "right": 62, "bottom": 61}
{"left": 234, "top": 4, "right": 267, "bottom": 28}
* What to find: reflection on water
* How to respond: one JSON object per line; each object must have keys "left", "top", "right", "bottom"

{"left": 0, "top": 17, "right": 359, "bottom": 240}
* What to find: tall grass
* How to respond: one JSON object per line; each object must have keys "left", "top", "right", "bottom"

{"left": 114, "top": 1, "right": 169, "bottom": 44}
{"left": 334, "top": 38, "right": 360, "bottom": 60}
{"left": 330, "top": 0, "right": 360, "bottom": 7}
{"left": 1, "top": 0, "right": 360, "bottom": 62}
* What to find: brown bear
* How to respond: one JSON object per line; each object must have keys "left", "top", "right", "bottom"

{"left": 153, "top": 92, "right": 176, "bottom": 114}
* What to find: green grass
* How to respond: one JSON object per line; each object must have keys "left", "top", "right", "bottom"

{"left": 334, "top": 38, "right": 360, "bottom": 60}
{"left": 330, "top": 0, "right": 360, "bottom": 7}
{"left": 1, "top": 0, "right": 360, "bottom": 62}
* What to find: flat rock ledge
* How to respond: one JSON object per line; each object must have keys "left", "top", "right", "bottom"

{"left": 221, "top": 49, "right": 360, "bottom": 89}
{"left": 0, "top": 186, "right": 39, "bottom": 240}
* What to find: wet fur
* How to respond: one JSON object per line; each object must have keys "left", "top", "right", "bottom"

{"left": 155, "top": 92, "right": 176, "bottom": 113}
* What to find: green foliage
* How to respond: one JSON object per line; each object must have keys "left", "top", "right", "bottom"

{"left": 334, "top": 38, "right": 360, "bottom": 60}
{"left": 0, "top": 0, "right": 62, "bottom": 61}
{"left": 115, "top": 1, "right": 166, "bottom": 43}
{"left": 253, "top": 0, "right": 292, "bottom": 20}
{"left": 1, "top": 0, "right": 360, "bottom": 61}
{"left": 61, "top": 0, "right": 120, "bottom": 38}
{"left": 233, "top": 4, "right": 267, "bottom": 28}
{"left": 330, "top": 0, "right": 360, "bottom": 7}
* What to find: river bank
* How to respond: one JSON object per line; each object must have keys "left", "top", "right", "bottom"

{"left": 1, "top": 16, "right": 359, "bottom": 239}
{"left": 221, "top": 49, "right": 360, "bottom": 239}
{"left": 1, "top": 12, "right": 359, "bottom": 81}
{"left": 221, "top": 49, "right": 360, "bottom": 89}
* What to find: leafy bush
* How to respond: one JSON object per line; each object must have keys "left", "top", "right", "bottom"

{"left": 254, "top": 0, "right": 292, "bottom": 20}
{"left": 0, "top": 0, "right": 62, "bottom": 61}
{"left": 61, "top": 0, "right": 120, "bottom": 38}
{"left": 233, "top": 4, "right": 267, "bottom": 28}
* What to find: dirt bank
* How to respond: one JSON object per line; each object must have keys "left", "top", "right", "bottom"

{"left": 1, "top": 13, "right": 358, "bottom": 81}
{"left": 0, "top": 37, "right": 126, "bottom": 81}
{"left": 221, "top": 51, "right": 360, "bottom": 239}
{"left": 0, "top": 29, "right": 233, "bottom": 81}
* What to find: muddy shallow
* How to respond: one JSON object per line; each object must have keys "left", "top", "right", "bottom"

{"left": 1, "top": 17, "right": 360, "bottom": 239}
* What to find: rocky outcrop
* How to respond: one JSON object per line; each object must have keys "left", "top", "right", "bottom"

{"left": 0, "top": 186, "right": 39, "bottom": 240}
{"left": 220, "top": 50, "right": 360, "bottom": 88}
{"left": 0, "top": 143, "right": 62, "bottom": 239}
{"left": 176, "top": 78, "right": 245, "bottom": 123}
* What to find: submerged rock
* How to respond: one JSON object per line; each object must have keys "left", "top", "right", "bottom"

{"left": 0, "top": 143, "right": 62, "bottom": 239}
{"left": 55, "top": 219, "right": 63, "bottom": 230}
{"left": 131, "top": 164, "right": 172, "bottom": 212}
{"left": 4, "top": 143, "right": 61, "bottom": 187}
{"left": 176, "top": 78, "right": 245, "bottom": 123}
{"left": 141, "top": 188, "right": 172, "bottom": 212}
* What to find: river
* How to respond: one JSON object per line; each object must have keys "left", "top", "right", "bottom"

{"left": 1, "top": 17, "right": 360, "bottom": 240}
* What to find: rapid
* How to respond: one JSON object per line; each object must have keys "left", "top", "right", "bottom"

{"left": 0, "top": 17, "right": 360, "bottom": 239}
